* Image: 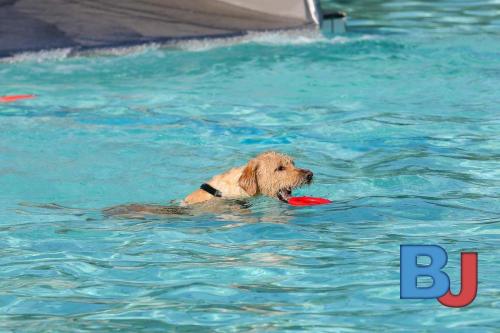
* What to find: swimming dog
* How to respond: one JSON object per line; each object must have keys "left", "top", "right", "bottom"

{"left": 104, "top": 151, "right": 313, "bottom": 217}
{"left": 184, "top": 151, "right": 313, "bottom": 205}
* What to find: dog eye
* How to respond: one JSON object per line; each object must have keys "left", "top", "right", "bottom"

{"left": 276, "top": 166, "right": 285, "bottom": 172}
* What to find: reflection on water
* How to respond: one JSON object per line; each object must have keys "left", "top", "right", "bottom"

{"left": 322, "top": 0, "right": 500, "bottom": 33}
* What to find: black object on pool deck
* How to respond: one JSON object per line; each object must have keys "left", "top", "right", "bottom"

{"left": 0, "top": 0, "right": 321, "bottom": 58}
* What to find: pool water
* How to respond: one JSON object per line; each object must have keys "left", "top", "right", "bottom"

{"left": 1, "top": 0, "right": 499, "bottom": 331}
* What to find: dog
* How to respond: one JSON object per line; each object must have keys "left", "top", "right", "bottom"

{"left": 183, "top": 151, "right": 313, "bottom": 205}
{"left": 104, "top": 151, "right": 313, "bottom": 218}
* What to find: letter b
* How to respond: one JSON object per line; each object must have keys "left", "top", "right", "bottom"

{"left": 400, "top": 245, "right": 450, "bottom": 299}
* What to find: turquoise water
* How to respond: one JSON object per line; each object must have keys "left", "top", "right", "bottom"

{"left": 1, "top": 0, "right": 499, "bottom": 331}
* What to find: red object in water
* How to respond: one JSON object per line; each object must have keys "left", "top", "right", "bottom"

{"left": 288, "top": 196, "right": 332, "bottom": 206}
{"left": 0, "top": 94, "right": 36, "bottom": 103}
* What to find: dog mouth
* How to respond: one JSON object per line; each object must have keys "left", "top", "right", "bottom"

{"left": 275, "top": 171, "right": 313, "bottom": 203}
{"left": 277, "top": 187, "right": 293, "bottom": 203}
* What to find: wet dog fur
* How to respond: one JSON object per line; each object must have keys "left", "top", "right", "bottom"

{"left": 105, "top": 151, "right": 313, "bottom": 218}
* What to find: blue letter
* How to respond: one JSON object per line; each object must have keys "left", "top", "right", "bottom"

{"left": 400, "top": 245, "right": 450, "bottom": 299}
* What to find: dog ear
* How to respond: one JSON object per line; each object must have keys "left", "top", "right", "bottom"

{"left": 239, "top": 159, "right": 259, "bottom": 196}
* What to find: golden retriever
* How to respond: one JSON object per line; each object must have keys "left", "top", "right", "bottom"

{"left": 183, "top": 151, "right": 313, "bottom": 205}
{"left": 104, "top": 151, "right": 313, "bottom": 217}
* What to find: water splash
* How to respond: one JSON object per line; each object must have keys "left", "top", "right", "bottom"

{"left": 175, "top": 30, "right": 381, "bottom": 51}
{"left": 0, "top": 31, "right": 381, "bottom": 63}
{"left": 1, "top": 48, "right": 72, "bottom": 64}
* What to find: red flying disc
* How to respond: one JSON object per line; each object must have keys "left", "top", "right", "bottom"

{"left": 288, "top": 196, "right": 332, "bottom": 206}
{"left": 0, "top": 94, "right": 36, "bottom": 103}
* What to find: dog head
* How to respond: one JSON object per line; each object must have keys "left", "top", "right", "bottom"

{"left": 238, "top": 151, "right": 313, "bottom": 202}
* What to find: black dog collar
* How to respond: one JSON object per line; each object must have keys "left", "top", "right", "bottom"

{"left": 200, "top": 183, "right": 222, "bottom": 197}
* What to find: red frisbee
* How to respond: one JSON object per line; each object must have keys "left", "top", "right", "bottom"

{"left": 288, "top": 196, "right": 332, "bottom": 206}
{"left": 0, "top": 94, "right": 36, "bottom": 103}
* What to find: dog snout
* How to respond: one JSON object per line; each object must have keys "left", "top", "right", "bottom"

{"left": 301, "top": 169, "right": 313, "bottom": 183}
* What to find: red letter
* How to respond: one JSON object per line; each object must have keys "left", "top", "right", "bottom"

{"left": 438, "top": 252, "right": 478, "bottom": 307}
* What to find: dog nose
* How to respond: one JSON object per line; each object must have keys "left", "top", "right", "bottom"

{"left": 304, "top": 170, "right": 313, "bottom": 182}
